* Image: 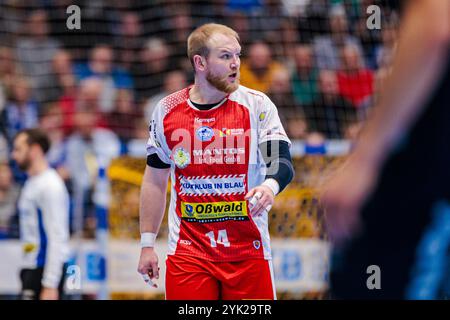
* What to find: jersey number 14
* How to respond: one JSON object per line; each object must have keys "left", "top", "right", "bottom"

{"left": 206, "top": 230, "right": 230, "bottom": 247}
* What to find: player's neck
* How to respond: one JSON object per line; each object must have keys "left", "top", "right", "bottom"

{"left": 27, "top": 158, "right": 49, "bottom": 177}
{"left": 190, "top": 79, "right": 227, "bottom": 105}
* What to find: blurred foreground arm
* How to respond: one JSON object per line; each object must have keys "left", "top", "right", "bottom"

{"left": 322, "top": 0, "right": 450, "bottom": 245}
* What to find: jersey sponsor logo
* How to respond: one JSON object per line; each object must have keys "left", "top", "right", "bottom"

{"left": 196, "top": 126, "right": 214, "bottom": 142}
{"left": 192, "top": 148, "right": 245, "bottom": 156}
{"left": 219, "top": 128, "right": 245, "bottom": 137}
{"left": 150, "top": 119, "right": 161, "bottom": 147}
{"left": 181, "top": 201, "right": 248, "bottom": 223}
{"left": 195, "top": 117, "right": 215, "bottom": 124}
{"left": 23, "top": 243, "right": 37, "bottom": 253}
{"left": 192, "top": 147, "right": 245, "bottom": 165}
{"left": 179, "top": 174, "right": 246, "bottom": 196}
{"left": 179, "top": 239, "right": 192, "bottom": 246}
{"left": 259, "top": 111, "right": 267, "bottom": 122}
{"left": 173, "top": 147, "right": 190, "bottom": 169}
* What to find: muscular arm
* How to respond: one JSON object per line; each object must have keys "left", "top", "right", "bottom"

{"left": 137, "top": 165, "right": 170, "bottom": 285}
{"left": 355, "top": 0, "right": 449, "bottom": 168}
{"left": 139, "top": 165, "right": 170, "bottom": 234}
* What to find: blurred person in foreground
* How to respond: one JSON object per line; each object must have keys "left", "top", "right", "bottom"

{"left": 322, "top": 0, "right": 450, "bottom": 299}
{"left": 137, "top": 23, "right": 294, "bottom": 300}
{"left": 12, "top": 129, "right": 70, "bottom": 300}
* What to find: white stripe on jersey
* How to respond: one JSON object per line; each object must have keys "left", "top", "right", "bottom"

{"left": 167, "top": 170, "right": 181, "bottom": 255}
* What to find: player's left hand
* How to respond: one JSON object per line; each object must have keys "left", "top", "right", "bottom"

{"left": 40, "top": 287, "right": 59, "bottom": 300}
{"left": 245, "top": 185, "right": 275, "bottom": 217}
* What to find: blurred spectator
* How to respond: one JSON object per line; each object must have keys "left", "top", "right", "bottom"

{"left": 47, "top": 49, "right": 77, "bottom": 103}
{"left": 304, "top": 70, "right": 356, "bottom": 139}
{"left": 267, "top": 67, "right": 299, "bottom": 126}
{"left": 0, "top": 133, "right": 7, "bottom": 163}
{"left": 287, "top": 115, "right": 308, "bottom": 140}
{"left": 113, "top": 12, "right": 144, "bottom": 72}
{"left": 126, "top": 118, "right": 151, "bottom": 158}
{"left": 240, "top": 41, "right": 285, "bottom": 93}
{"left": 76, "top": 77, "right": 109, "bottom": 127}
{"left": 191, "top": 0, "right": 227, "bottom": 26}
{"left": 66, "top": 104, "right": 121, "bottom": 189}
{"left": 291, "top": 44, "right": 319, "bottom": 106}
{"left": 373, "top": 18, "right": 398, "bottom": 69}
{"left": 0, "top": 84, "right": 4, "bottom": 115}
{"left": 107, "top": 89, "right": 142, "bottom": 145}
{"left": 1, "top": 77, "right": 39, "bottom": 144}
{"left": 297, "top": 0, "right": 330, "bottom": 43}
{"left": 0, "top": 46, "right": 20, "bottom": 110}
{"left": 278, "top": 17, "right": 300, "bottom": 60}
{"left": 337, "top": 44, "right": 374, "bottom": 107}
{"left": 167, "top": 7, "right": 194, "bottom": 70}
{"left": 15, "top": 10, "right": 61, "bottom": 105}
{"left": 343, "top": 119, "right": 363, "bottom": 141}
{"left": 226, "top": 11, "right": 252, "bottom": 47}
{"left": 143, "top": 70, "right": 187, "bottom": 123}
{"left": 66, "top": 103, "right": 121, "bottom": 236}
{"left": 225, "top": 0, "right": 263, "bottom": 14}
{"left": 75, "top": 44, "right": 133, "bottom": 112}
{"left": 132, "top": 38, "right": 176, "bottom": 104}
{"left": 140, "top": 0, "right": 177, "bottom": 37}
{"left": 248, "top": 0, "right": 286, "bottom": 44}
{"left": 313, "top": 4, "right": 364, "bottom": 70}
{"left": 73, "top": 0, "right": 112, "bottom": 59}
{"left": 304, "top": 131, "right": 326, "bottom": 153}
{"left": 48, "top": 0, "right": 86, "bottom": 60}
{"left": 39, "top": 103, "right": 69, "bottom": 180}
{"left": 281, "top": 0, "right": 310, "bottom": 18}
{"left": 353, "top": 0, "right": 383, "bottom": 68}
{"left": 0, "top": 162, "right": 20, "bottom": 238}
{"left": 57, "top": 77, "right": 109, "bottom": 139}
{"left": 0, "top": 0, "right": 28, "bottom": 45}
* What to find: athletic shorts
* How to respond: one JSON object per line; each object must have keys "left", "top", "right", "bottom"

{"left": 20, "top": 266, "right": 67, "bottom": 300}
{"left": 165, "top": 254, "right": 276, "bottom": 300}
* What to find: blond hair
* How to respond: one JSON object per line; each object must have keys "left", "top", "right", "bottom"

{"left": 187, "top": 23, "right": 239, "bottom": 70}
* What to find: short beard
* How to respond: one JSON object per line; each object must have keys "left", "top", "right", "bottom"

{"left": 206, "top": 71, "right": 239, "bottom": 94}
{"left": 17, "top": 156, "right": 31, "bottom": 172}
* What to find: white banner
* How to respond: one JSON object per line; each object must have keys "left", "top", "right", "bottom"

{"left": 0, "top": 238, "right": 330, "bottom": 296}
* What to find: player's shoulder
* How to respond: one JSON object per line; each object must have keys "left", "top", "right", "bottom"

{"left": 40, "top": 169, "right": 66, "bottom": 191}
{"left": 229, "top": 85, "right": 273, "bottom": 110}
{"left": 232, "top": 85, "right": 268, "bottom": 100}
{"left": 156, "top": 87, "right": 191, "bottom": 117}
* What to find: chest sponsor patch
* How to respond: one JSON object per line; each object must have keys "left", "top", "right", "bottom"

{"left": 173, "top": 147, "right": 190, "bottom": 169}
{"left": 179, "top": 174, "right": 246, "bottom": 196}
{"left": 196, "top": 126, "right": 214, "bottom": 142}
{"left": 181, "top": 201, "right": 248, "bottom": 223}
{"left": 219, "top": 128, "right": 245, "bottom": 137}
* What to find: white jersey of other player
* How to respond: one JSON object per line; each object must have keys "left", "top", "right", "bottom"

{"left": 19, "top": 168, "right": 70, "bottom": 288}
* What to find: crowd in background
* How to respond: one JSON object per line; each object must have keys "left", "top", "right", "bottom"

{"left": 0, "top": 0, "right": 400, "bottom": 238}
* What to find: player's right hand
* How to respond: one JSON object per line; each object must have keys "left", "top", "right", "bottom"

{"left": 137, "top": 247, "right": 159, "bottom": 288}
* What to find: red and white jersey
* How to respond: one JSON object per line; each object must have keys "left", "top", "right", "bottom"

{"left": 147, "top": 85, "right": 290, "bottom": 262}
